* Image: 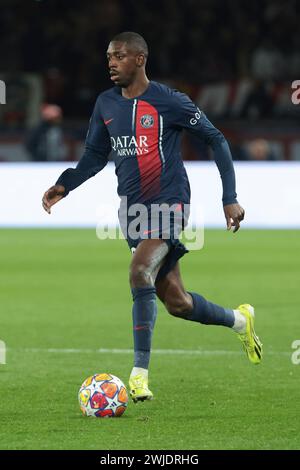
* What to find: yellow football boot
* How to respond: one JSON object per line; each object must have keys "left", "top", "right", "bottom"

{"left": 129, "top": 374, "right": 153, "bottom": 403}
{"left": 236, "top": 304, "right": 263, "bottom": 364}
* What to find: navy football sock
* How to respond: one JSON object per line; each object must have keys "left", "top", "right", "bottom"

{"left": 131, "top": 286, "right": 157, "bottom": 369}
{"left": 187, "top": 292, "right": 234, "bottom": 327}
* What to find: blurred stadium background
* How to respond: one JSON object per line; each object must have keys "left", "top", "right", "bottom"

{"left": 0, "top": 0, "right": 299, "bottom": 228}
{"left": 0, "top": 0, "right": 300, "bottom": 163}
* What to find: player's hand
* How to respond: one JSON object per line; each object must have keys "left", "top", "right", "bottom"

{"left": 42, "top": 185, "right": 65, "bottom": 214}
{"left": 223, "top": 203, "right": 245, "bottom": 233}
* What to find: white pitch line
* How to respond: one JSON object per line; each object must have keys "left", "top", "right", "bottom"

{"left": 8, "top": 348, "right": 290, "bottom": 356}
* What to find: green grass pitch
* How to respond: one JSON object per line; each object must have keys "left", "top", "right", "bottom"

{"left": 0, "top": 229, "right": 299, "bottom": 450}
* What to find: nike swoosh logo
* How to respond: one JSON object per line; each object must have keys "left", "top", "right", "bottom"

{"left": 143, "top": 228, "right": 160, "bottom": 235}
{"left": 104, "top": 118, "right": 114, "bottom": 125}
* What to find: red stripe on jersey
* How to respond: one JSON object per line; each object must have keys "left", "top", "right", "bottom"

{"left": 135, "top": 100, "right": 162, "bottom": 200}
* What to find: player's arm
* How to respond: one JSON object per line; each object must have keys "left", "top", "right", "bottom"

{"left": 192, "top": 112, "right": 245, "bottom": 232}
{"left": 172, "top": 91, "right": 244, "bottom": 232}
{"left": 42, "top": 97, "right": 111, "bottom": 214}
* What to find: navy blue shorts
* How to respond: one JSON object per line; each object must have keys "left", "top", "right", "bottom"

{"left": 118, "top": 202, "right": 189, "bottom": 281}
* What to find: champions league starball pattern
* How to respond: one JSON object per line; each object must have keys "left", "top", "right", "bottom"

{"left": 78, "top": 373, "right": 128, "bottom": 418}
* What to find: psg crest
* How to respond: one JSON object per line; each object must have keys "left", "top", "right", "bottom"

{"left": 140, "top": 114, "right": 154, "bottom": 128}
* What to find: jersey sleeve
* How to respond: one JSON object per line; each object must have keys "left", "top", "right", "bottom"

{"left": 171, "top": 91, "right": 238, "bottom": 206}
{"left": 56, "top": 96, "right": 111, "bottom": 195}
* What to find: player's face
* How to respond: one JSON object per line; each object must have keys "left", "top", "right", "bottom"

{"left": 107, "top": 42, "right": 143, "bottom": 88}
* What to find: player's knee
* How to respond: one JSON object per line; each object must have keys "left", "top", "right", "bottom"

{"left": 129, "top": 263, "right": 153, "bottom": 288}
{"left": 164, "top": 293, "right": 192, "bottom": 318}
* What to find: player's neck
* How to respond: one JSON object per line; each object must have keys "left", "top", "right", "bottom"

{"left": 122, "top": 76, "right": 150, "bottom": 99}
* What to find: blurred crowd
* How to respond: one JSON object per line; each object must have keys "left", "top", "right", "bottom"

{"left": 1, "top": 0, "right": 298, "bottom": 117}
{"left": 0, "top": 0, "right": 299, "bottom": 162}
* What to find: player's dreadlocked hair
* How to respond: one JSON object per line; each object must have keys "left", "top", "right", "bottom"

{"left": 111, "top": 32, "right": 149, "bottom": 59}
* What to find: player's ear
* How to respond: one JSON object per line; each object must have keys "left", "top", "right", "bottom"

{"left": 136, "top": 54, "right": 146, "bottom": 67}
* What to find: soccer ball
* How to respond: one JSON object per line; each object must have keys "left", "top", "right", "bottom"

{"left": 78, "top": 373, "right": 128, "bottom": 418}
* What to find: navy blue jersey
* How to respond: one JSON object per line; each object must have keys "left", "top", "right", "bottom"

{"left": 56, "top": 81, "right": 237, "bottom": 207}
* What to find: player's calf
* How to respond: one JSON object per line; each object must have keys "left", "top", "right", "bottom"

{"left": 164, "top": 292, "right": 193, "bottom": 319}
